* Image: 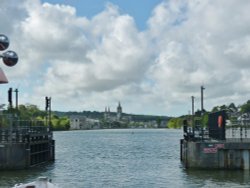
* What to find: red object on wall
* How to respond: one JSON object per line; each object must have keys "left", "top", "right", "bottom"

{"left": 218, "top": 115, "right": 223, "bottom": 128}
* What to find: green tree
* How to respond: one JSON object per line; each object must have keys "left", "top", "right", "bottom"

{"left": 241, "top": 100, "right": 250, "bottom": 113}
{"left": 212, "top": 106, "right": 221, "bottom": 112}
{"left": 229, "top": 103, "right": 237, "bottom": 111}
{"left": 3, "top": 103, "right": 70, "bottom": 130}
{"left": 201, "top": 113, "right": 209, "bottom": 127}
{"left": 59, "top": 117, "right": 70, "bottom": 130}
{"left": 50, "top": 115, "right": 70, "bottom": 130}
{"left": 167, "top": 118, "right": 182, "bottom": 129}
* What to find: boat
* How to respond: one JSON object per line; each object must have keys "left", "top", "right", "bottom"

{"left": 13, "top": 177, "right": 59, "bottom": 188}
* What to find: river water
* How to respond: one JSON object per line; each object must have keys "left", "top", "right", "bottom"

{"left": 0, "top": 129, "right": 250, "bottom": 188}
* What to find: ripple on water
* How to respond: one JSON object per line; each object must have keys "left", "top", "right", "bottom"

{"left": 1, "top": 129, "right": 250, "bottom": 187}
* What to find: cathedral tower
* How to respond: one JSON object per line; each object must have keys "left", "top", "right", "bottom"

{"left": 117, "top": 102, "right": 122, "bottom": 121}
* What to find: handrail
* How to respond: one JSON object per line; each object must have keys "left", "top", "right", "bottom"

{"left": 0, "top": 126, "right": 52, "bottom": 143}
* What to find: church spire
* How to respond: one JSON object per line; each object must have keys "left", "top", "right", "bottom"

{"left": 117, "top": 101, "right": 122, "bottom": 121}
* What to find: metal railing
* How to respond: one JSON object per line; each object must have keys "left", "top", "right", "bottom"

{"left": 183, "top": 113, "right": 250, "bottom": 142}
{"left": 225, "top": 117, "right": 250, "bottom": 141}
{"left": 0, "top": 114, "right": 52, "bottom": 143}
{"left": 0, "top": 126, "right": 51, "bottom": 143}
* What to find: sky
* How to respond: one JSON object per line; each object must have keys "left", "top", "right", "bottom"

{"left": 1, "top": 0, "right": 250, "bottom": 117}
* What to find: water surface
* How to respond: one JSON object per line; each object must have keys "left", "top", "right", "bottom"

{"left": 0, "top": 129, "right": 250, "bottom": 187}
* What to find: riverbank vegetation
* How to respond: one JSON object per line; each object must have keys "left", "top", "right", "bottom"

{"left": 2, "top": 104, "right": 70, "bottom": 131}
{"left": 2, "top": 103, "right": 170, "bottom": 130}
{"left": 3, "top": 100, "right": 250, "bottom": 130}
{"left": 167, "top": 100, "right": 250, "bottom": 129}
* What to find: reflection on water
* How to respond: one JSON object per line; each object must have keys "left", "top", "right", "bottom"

{"left": 0, "top": 129, "right": 250, "bottom": 188}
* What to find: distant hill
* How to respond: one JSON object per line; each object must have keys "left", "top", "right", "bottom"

{"left": 53, "top": 110, "right": 170, "bottom": 122}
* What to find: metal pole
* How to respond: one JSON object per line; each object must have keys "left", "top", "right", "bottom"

{"left": 8, "top": 87, "right": 12, "bottom": 110}
{"left": 49, "top": 97, "right": 51, "bottom": 132}
{"left": 14, "top": 88, "right": 18, "bottom": 110}
{"left": 191, "top": 96, "right": 195, "bottom": 135}
{"left": 191, "top": 96, "right": 195, "bottom": 116}
{"left": 201, "top": 86, "right": 205, "bottom": 113}
{"left": 45, "top": 97, "right": 48, "bottom": 127}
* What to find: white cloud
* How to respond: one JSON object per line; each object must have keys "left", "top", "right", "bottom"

{"left": 1, "top": 0, "right": 250, "bottom": 116}
{"left": 146, "top": 0, "right": 250, "bottom": 114}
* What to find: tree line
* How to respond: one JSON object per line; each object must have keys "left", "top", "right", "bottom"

{"left": 4, "top": 100, "right": 250, "bottom": 130}
{"left": 1, "top": 104, "right": 70, "bottom": 131}
{"left": 166, "top": 100, "right": 250, "bottom": 129}
{"left": 1, "top": 104, "right": 170, "bottom": 130}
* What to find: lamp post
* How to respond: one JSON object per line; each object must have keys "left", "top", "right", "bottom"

{"left": 0, "top": 34, "right": 18, "bottom": 83}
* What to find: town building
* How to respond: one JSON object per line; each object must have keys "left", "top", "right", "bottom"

{"left": 70, "top": 115, "right": 100, "bottom": 130}
{"left": 104, "top": 102, "right": 124, "bottom": 122}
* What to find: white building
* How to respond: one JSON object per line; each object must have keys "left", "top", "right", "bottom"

{"left": 70, "top": 115, "right": 100, "bottom": 130}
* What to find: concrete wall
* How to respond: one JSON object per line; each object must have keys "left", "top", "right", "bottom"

{"left": 0, "top": 143, "right": 29, "bottom": 169}
{"left": 0, "top": 140, "right": 55, "bottom": 170}
{"left": 181, "top": 139, "right": 250, "bottom": 170}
